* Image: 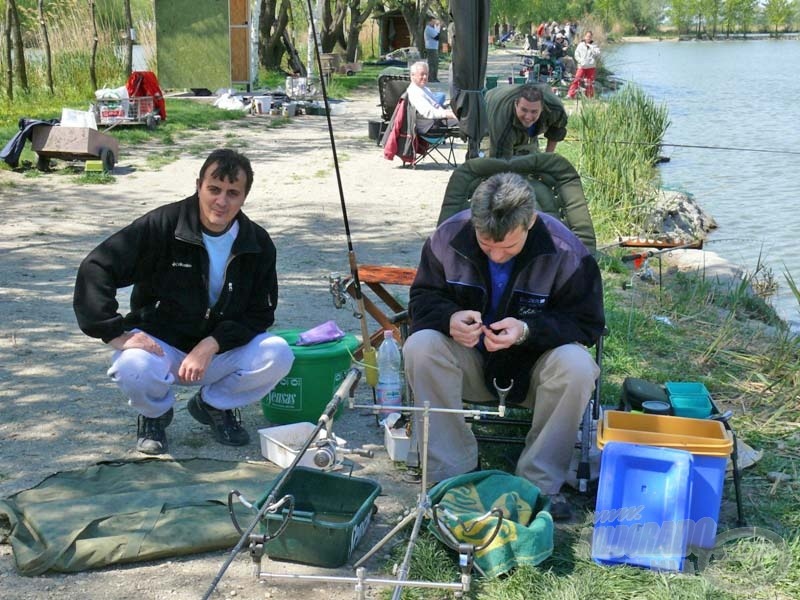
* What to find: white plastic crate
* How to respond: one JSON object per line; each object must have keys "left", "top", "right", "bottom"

{"left": 383, "top": 416, "right": 411, "bottom": 462}
{"left": 258, "top": 422, "right": 345, "bottom": 469}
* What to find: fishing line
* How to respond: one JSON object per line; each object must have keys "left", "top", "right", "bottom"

{"left": 304, "top": 0, "right": 378, "bottom": 387}
{"left": 565, "top": 137, "right": 800, "bottom": 156}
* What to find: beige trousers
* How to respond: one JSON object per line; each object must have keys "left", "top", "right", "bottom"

{"left": 403, "top": 329, "right": 599, "bottom": 494}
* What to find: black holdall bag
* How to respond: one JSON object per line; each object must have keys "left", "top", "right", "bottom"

{"left": 620, "top": 377, "right": 670, "bottom": 412}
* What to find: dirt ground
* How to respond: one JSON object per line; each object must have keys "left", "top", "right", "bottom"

{"left": 0, "top": 73, "right": 478, "bottom": 599}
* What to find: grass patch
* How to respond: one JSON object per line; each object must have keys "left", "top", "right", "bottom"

{"left": 72, "top": 172, "right": 116, "bottom": 185}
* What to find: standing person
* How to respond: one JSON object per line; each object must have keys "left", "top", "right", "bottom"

{"left": 424, "top": 17, "right": 442, "bottom": 83}
{"left": 567, "top": 31, "right": 601, "bottom": 99}
{"left": 485, "top": 83, "right": 568, "bottom": 157}
{"left": 73, "top": 149, "right": 295, "bottom": 455}
{"left": 403, "top": 172, "right": 604, "bottom": 520}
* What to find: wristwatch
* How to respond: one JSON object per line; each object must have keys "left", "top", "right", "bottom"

{"left": 514, "top": 320, "right": 530, "bottom": 345}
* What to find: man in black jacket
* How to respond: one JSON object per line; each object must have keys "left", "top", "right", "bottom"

{"left": 403, "top": 172, "right": 604, "bottom": 519}
{"left": 74, "top": 149, "right": 294, "bottom": 454}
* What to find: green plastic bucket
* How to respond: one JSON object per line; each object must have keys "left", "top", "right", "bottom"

{"left": 485, "top": 75, "right": 499, "bottom": 89}
{"left": 261, "top": 329, "right": 359, "bottom": 424}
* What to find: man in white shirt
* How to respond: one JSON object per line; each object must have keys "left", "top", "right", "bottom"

{"left": 406, "top": 61, "right": 458, "bottom": 133}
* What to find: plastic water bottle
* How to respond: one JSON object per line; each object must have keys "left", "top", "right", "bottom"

{"left": 376, "top": 330, "right": 402, "bottom": 412}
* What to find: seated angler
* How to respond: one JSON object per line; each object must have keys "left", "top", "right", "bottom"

{"left": 406, "top": 61, "right": 459, "bottom": 134}
{"left": 403, "top": 172, "right": 604, "bottom": 520}
{"left": 73, "top": 148, "right": 295, "bottom": 454}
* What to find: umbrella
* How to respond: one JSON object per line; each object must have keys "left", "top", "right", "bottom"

{"left": 449, "top": 0, "right": 490, "bottom": 159}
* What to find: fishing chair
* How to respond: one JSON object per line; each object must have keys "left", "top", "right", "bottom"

{"left": 412, "top": 120, "right": 460, "bottom": 169}
{"left": 439, "top": 153, "right": 597, "bottom": 253}
{"left": 375, "top": 68, "right": 411, "bottom": 146}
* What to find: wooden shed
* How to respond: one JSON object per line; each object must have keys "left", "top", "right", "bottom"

{"left": 374, "top": 9, "right": 411, "bottom": 56}
{"left": 155, "top": 0, "right": 259, "bottom": 91}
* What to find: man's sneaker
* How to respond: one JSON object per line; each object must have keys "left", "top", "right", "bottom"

{"left": 546, "top": 493, "right": 573, "bottom": 521}
{"left": 187, "top": 392, "right": 250, "bottom": 446}
{"left": 136, "top": 408, "right": 174, "bottom": 455}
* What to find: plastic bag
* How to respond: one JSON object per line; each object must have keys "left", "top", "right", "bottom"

{"left": 296, "top": 320, "right": 345, "bottom": 346}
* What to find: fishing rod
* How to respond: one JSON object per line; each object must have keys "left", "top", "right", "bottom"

{"left": 564, "top": 137, "right": 800, "bottom": 156}
{"left": 303, "top": 0, "right": 378, "bottom": 388}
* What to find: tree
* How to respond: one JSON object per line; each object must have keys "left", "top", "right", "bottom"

{"left": 124, "top": 0, "right": 133, "bottom": 76}
{"left": 259, "top": 0, "right": 293, "bottom": 70}
{"left": 4, "top": 2, "right": 13, "bottom": 100}
{"left": 342, "top": 0, "right": 379, "bottom": 62}
{"left": 8, "top": 0, "right": 29, "bottom": 91}
{"left": 37, "top": 0, "right": 54, "bottom": 93}
{"left": 763, "top": 0, "right": 794, "bottom": 33}
{"left": 619, "top": 0, "right": 665, "bottom": 34}
{"left": 88, "top": 0, "right": 98, "bottom": 90}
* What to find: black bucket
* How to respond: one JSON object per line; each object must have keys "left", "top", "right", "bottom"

{"left": 368, "top": 119, "right": 384, "bottom": 141}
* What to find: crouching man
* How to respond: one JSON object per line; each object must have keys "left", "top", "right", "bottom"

{"left": 403, "top": 172, "right": 604, "bottom": 520}
{"left": 73, "top": 148, "right": 294, "bottom": 454}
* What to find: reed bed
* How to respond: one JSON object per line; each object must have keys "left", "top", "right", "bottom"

{"left": 573, "top": 85, "right": 671, "bottom": 240}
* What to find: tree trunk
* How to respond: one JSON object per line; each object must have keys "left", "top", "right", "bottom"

{"left": 124, "top": 0, "right": 133, "bottom": 76}
{"left": 89, "top": 0, "right": 98, "bottom": 91}
{"left": 343, "top": 0, "right": 378, "bottom": 62}
{"left": 4, "top": 3, "right": 13, "bottom": 100}
{"left": 259, "top": 0, "right": 292, "bottom": 71}
{"left": 320, "top": 0, "right": 347, "bottom": 53}
{"left": 38, "top": 0, "right": 54, "bottom": 94}
{"left": 8, "top": 0, "right": 28, "bottom": 92}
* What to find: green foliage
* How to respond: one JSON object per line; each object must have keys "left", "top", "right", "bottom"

{"left": 571, "top": 84, "right": 670, "bottom": 240}
{"left": 763, "top": 0, "right": 796, "bottom": 32}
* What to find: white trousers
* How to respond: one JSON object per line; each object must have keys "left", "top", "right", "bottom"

{"left": 108, "top": 331, "right": 294, "bottom": 418}
{"left": 403, "top": 329, "right": 599, "bottom": 494}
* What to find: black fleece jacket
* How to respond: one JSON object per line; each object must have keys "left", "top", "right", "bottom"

{"left": 409, "top": 210, "right": 604, "bottom": 403}
{"left": 73, "top": 194, "right": 278, "bottom": 354}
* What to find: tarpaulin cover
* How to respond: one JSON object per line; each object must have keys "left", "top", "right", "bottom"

{"left": 427, "top": 469, "right": 553, "bottom": 578}
{"left": 0, "top": 458, "right": 278, "bottom": 575}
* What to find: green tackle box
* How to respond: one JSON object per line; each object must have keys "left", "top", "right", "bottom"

{"left": 257, "top": 467, "right": 381, "bottom": 568}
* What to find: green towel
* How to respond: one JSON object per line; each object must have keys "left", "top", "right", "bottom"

{"left": 0, "top": 458, "right": 279, "bottom": 575}
{"left": 427, "top": 470, "right": 554, "bottom": 578}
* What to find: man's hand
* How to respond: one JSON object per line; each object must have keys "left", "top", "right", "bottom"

{"left": 482, "top": 317, "right": 526, "bottom": 352}
{"left": 178, "top": 336, "right": 220, "bottom": 383}
{"left": 109, "top": 331, "right": 164, "bottom": 356}
{"left": 449, "top": 310, "right": 484, "bottom": 348}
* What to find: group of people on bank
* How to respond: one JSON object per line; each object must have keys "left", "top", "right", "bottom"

{"left": 72, "top": 23, "right": 604, "bottom": 526}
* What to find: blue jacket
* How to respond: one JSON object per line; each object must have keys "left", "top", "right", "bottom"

{"left": 409, "top": 210, "right": 604, "bottom": 403}
{"left": 74, "top": 194, "right": 278, "bottom": 353}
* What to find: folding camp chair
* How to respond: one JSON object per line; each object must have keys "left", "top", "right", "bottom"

{"left": 375, "top": 68, "right": 411, "bottom": 146}
{"left": 413, "top": 121, "right": 460, "bottom": 168}
{"left": 381, "top": 93, "right": 460, "bottom": 169}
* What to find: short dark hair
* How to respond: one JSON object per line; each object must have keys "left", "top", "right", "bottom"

{"left": 198, "top": 149, "right": 254, "bottom": 195}
{"left": 516, "top": 84, "right": 543, "bottom": 105}
{"left": 470, "top": 173, "right": 536, "bottom": 241}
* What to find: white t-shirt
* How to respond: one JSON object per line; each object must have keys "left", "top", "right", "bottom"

{"left": 202, "top": 220, "right": 239, "bottom": 306}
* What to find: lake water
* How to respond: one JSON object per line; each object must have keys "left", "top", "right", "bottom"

{"left": 603, "top": 40, "right": 800, "bottom": 329}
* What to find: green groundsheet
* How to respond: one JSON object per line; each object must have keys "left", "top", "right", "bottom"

{"left": 0, "top": 458, "right": 278, "bottom": 576}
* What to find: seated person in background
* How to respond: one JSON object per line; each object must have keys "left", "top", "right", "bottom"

{"left": 485, "top": 83, "right": 567, "bottom": 157}
{"left": 406, "top": 61, "right": 459, "bottom": 133}
{"left": 403, "top": 172, "right": 605, "bottom": 520}
{"left": 73, "top": 148, "right": 295, "bottom": 455}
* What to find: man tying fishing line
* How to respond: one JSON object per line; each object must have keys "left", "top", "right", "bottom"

{"left": 403, "top": 172, "right": 604, "bottom": 520}
{"left": 73, "top": 148, "right": 295, "bottom": 454}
